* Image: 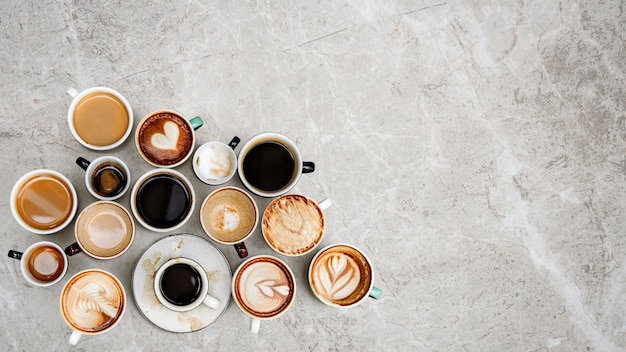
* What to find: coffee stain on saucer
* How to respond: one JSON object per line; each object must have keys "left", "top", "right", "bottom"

{"left": 178, "top": 312, "right": 202, "bottom": 332}
{"left": 141, "top": 251, "right": 163, "bottom": 309}
{"left": 175, "top": 240, "right": 184, "bottom": 251}
{"left": 206, "top": 269, "right": 221, "bottom": 282}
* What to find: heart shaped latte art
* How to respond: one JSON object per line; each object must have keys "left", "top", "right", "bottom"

{"left": 151, "top": 121, "right": 179, "bottom": 150}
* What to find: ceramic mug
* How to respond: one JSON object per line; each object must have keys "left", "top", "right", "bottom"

{"left": 76, "top": 156, "right": 131, "bottom": 201}
{"left": 7, "top": 241, "right": 68, "bottom": 287}
{"left": 192, "top": 137, "right": 240, "bottom": 185}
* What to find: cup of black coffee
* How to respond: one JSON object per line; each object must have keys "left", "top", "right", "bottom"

{"left": 153, "top": 257, "right": 220, "bottom": 312}
{"left": 237, "top": 133, "right": 315, "bottom": 198}
{"left": 130, "top": 169, "right": 195, "bottom": 232}
{"left": 76, "top": 156, "right": 130, "bottom": 201}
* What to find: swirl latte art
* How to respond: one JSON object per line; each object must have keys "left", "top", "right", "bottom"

{"left": 61, "top": 270, "right": 125, "bottom": 333}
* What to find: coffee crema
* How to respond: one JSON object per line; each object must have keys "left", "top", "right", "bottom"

{"left": 135, "top": 174, "right": 192, "bottom": 229}
{"left": 201, "top": 188, "right": 257, "bottom": 243}
{"left": 73, "top": 92, "right": 129, "bottom": 147}
{"left": 242, "top": 140, "right": 295, "bottom": 192}
{"left": 61, "top": 270, "right": 125, "bottom": 333}
{"left": 234, "top": 257, "right": 295, "bottom": 318}
{"left": 75, "top": 202, "right": 134, "bottom": 259}
{"left": 92, "top": 163, "right": 126, "bottom": 198}
{"left": 15, "top": 174, "right": 73, "bottom": 230}
{"left": 309, "top": 245, "right": 372, "bottom": 307}
{"left": 137, "top": 112, "right": 193, "bottom": 166}
{"left": 27, "top": 245, "right": 65, "bottom": 282}
{"left": 262, "top": 194, "right": 324, "bottom": 255}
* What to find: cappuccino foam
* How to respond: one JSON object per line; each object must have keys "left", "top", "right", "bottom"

{"left": 201, "top": 188, "right": 257, "bottom": 243}
{"left": 194, "top": 143, "right": 234, "bottom": 182}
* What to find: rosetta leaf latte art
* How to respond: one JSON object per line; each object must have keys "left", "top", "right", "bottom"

{"left": 256, "top": 280, "right": 290, "bottom": 298}
{"left": 76, "top": 283, "right": 119, "bottom": 319}
{"left": 319, "top": 255, "right": 358, "bottom": 300}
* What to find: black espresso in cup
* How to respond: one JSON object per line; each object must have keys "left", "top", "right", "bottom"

{"left": 136, "top": 173, "right": 191, "bottom": 229}
{"left": 92, "top": 163, "right": 126, "bottom": 197}
{"left": 160, "top": 263, "right": 202, "bottom": 306}
{"left": 242, "top": 141, "right": 295, "bottom": 192}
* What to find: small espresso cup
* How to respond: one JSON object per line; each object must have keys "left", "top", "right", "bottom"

{"left": 67, "top": 87, "right": 134, "bottom": 150}
{"left": 76, "top": 156, "right": 131, "bottom": 200}
{"left": 262, "top": 194, "right": 331, "bottom": 256}
{"left": 232, "top": 255, "right": 296, "bottom": 334}
{"left": 10, "top": 169, "right": 78, "bottom": 235}
{"left": 193, "top": 137, "right": 240, "bottom": 185}
{"left": 65, "top": 201, "right": 135, "bottom": 260}
{"left": 308, "top": 243, "right": 382, "bottom": 308}
{"left": 60, "top": 269, "right": 126, "bottom": 345}
{"left": 7, "top": 241, "right": 68, "bottom": 287}
{"left": 135, "top": 109, "right": 203, "bottom": 168}
{"left": 130, "top": 168, "right": 195, "bottom": 232}
{"left": 237, "top": 132, "right": 315, "bottom": 197}
{"left": 153, "top": 257, "right": 220, "bottom": 312}
{"left": 200, "top": 187, "right": 258, "bottom": 259}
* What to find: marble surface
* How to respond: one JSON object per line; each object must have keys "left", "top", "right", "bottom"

{"left": 1, "top": 1, "right": 624, "bottom": 351}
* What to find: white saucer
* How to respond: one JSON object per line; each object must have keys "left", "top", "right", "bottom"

{"left": 132, "top": 234, "right": 232, "bottom": 333}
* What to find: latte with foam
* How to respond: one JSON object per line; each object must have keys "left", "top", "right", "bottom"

{"left": 232, "top": 256, "right": 295, "bottom": 319}
{"left": 193, "top": 142, "right": 236, "bottom": 184}
{"left": 136, "top": 111, "right": 195, "bottom": 167}
{"left": 309, "top": 244, "right": 373, "bottom": 307}
{"left": 262, "top": 194, "right": 325, "bottom": 256}
{"left": 75, "top": 201, "right": 134, "bottom": 259}
{"left": 60, "top": 269, "right": 125, "bottom": 334}
{"left": 201, "top": 187, "right": 258, "bottom": 244}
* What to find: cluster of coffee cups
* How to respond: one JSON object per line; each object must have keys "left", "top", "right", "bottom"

{"left": 8, "top": 86, "right": 381, "bottom": 343}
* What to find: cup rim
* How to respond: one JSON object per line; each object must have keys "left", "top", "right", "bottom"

{"left": 130, "top": 168, "right": 195, "bottom": 232}
{"left": 236, "top": 132, "right": 303, "bottom": 198}
{"left": 67, "top": 86, "right": 134, "bottom": 151}
{"left": 19, "top": 241, "right": 68, "bottom": 287}
{"left": 134, "top": 109, "right": 196, "bottom": 168}
{"left": 74, "top": 201, "right": 136, "bottom": 260}
{"left": 231, "top": 255, "right": 296, "bottom": 320}
{"left": 200, "top": 186, "right": 259, "bottom": 245}
{"left": 153, "top": 257, "right": 209, "bottom": 312}
{"left": 261, "top": 193, "right": 326, "bottom": 257}
{"left": 10, "top": 169, "right": 78, "bottom": 235}
{"left": 307, "top": 243, "right": 375, "bottom": 308}
{"left": 84, "top": 156, "right": 131, "bottom": 201}
{"left": 192, "top": 141, "right": 238, "bottom": 185}
{"left": 60, "top": 268, "right": 126, "bottom": 335}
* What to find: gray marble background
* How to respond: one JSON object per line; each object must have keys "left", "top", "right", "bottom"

{"left": 1, "top": 1, "right": 624, "bottom": 351}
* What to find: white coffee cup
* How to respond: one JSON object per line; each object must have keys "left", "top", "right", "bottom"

{"left": 153, "top": 257, "right": 220, "bottom": 311}
{"left": 8, "top": 241, "right": 68, "bottom": 287}
{"left": 67, "top": 87, "right": 133, "bottom": 150}
{"left": 192, "top": 137, "right": 240, "bottom": 185}
{"left": 76, "top": 156, "right": 131, "bottom": 200}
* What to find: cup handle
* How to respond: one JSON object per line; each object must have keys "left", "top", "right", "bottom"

{"left": 76, "top": 157, "right": 91, "bottom": 171}
{"left": 228, "top": 136, "right": 241, "bottom": 150}
{"left": 234, "top": 243, "right": 248, "bottom": 259}
{"left": 7, "top": 250, "right": 23, "bottom": 260}
{"left": 203, "top": 294, "right": 220, "bottom": 310}
{"left": 189, "top": 116, "right": 203, "bottom": 131}
{"left": 250, "top": 318, "right": 261, "bottom": 334}
{"left": 303, "top": 161, "right": 315, "bottom": 173}
{"left": 67, "top": 87, "right": 78, "bottom": 98}
{"left": 317, "top": 199, "right": 331, "bottom": 211}
{"left": 69, "top": 330, "right": 82, "bottom": 345}
{"left": 64, "top": 243, "right": 83, "bottom": 256}
{"left": 369, "top": 286, "right": 382, "bottom": 300}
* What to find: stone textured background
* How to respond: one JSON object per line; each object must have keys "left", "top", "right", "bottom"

{"left": 0, "top": 1, "right": 624, "bottom": 351}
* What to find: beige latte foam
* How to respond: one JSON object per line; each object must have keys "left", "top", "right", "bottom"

{"left": 201, "top": 188, "right": 256, "bottom": 243}
{"left": 61, "top": 270, "right": 125, "bottom": 333}
{"left": 235, "top": 258, "right": 294, "bottom": 318}
{"left": 310, "top": 245, "right": 372, "bottom": 307}
{"left": 262, "top": 194, "right": 324, "bottom": 255}
{"left": 76, "top": 202, "right": 134, "bottom": 258}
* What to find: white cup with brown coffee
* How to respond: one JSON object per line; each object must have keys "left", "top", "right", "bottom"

{"left": 10, "top": 169, "right": 78, "bottom": 235}
{"left": 7, "top": 241, "right": 68, "bottom": 287}
{"left": 237, "top": 133, "right": 315, "bottom": 198}
{"left": 135, "top": 109, "right": 203, "bottom": 168}
{"left": 232, "top": 255, "right": 296, "bottom": 334}
{"left": 200, "top": 187, "right": 258, "bottom": 258}
{"left": 193, "top": 137, "right": 240, "bottom": 185}
{"left": 76, "top": 156, "right": 131, "bottom": 201}
{"left": 153, "top": 257, "right": 220, "bottom": 312}
{"left": 308, "top": 243, "right": 382, "bottom": 308}
{"left": 67, "top": 87, "right": 133, "bottom": 150}
{"left": 65, "top": 201, "right": 135, "bottom": 260}
{"left": 262, "top": 194, "right": 331, "bottom": 256}
{"left": 60, "top": 269, "right": 126, "bottom": 345}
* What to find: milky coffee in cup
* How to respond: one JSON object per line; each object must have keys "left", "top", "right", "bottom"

{"left": 308, "top": 244, "right": 381, "bottom": 308}
{"left": 262, "top": 194, "right": 329, "bottom": 256}
{"left": 60, "top": 269, "right": 126, "bottom": 345}
{"left": 232, "top": 255, "right": 295, "bottom": 333}
{"left": 67, "top": 87, "right": 133, "bottom": 150}
{"left": 201, "top": 187, "right": 258, "bottom": 244}
{"left": 193, "top": 137, "right": 239, "bottom": 185}
{"left": 10, "top": 169, "right": 78, "bottom": 234}
{"left": 8, "top": 241, "right": 69, "bottom": 287}
{"left": 135, "top": 110, "right": 202, "bottom": 168}
{"left": 72, "top": 201, "right": 135, "bottom": 259}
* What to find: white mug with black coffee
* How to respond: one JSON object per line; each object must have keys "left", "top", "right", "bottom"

{"left": 237, "top": 133, "right": 315, "bottom": 197}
